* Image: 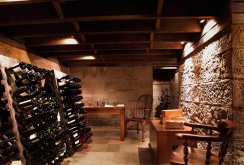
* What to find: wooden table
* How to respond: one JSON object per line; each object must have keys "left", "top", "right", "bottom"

{"left": 148, "top": 120, "right": 192, "bottom": 165}
{"left": 84, "top": 106, "right": 125, "bottom": 141}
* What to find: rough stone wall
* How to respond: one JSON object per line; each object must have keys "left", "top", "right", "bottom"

{"left": 69, "top": 66, "right": 153, "bottom": 126}
{"left": 179, "top": 33, "right": 234, "bottom": 163}
{"left": 231, "top": 25, "right": 244, "bottom": 165}
{"left": 0, "top": 40, "right": 68, "bottom": 73}
{"left": 179, "top": 34, "right": 232, "bottom": 124}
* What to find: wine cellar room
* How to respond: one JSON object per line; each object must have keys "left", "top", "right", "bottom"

{"left": 0, "top": 0, "right": 243, "bottom": 165}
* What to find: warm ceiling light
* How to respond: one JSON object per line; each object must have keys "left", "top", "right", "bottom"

{"left": 200, "top": 19, "right": 206, "bottom": 24}
{"left": 181, "top": 41, "right": 185, "bottom": 45}
{"left": 61, "top": 37, "right": 78, "bottom": 45}
{"left": 79, "top": 56, "right": 96, "bottom": 60}
{"left": 160, "top": 67, "right": 177, "bottom": 70}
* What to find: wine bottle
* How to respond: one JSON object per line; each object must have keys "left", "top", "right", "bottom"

{"left": 26, "top": 64, "right": 33, "bottom": 71}
{"left": 63, "top": 95, "right": 83, "bottom": 104}
{"left": 15, "top": 73, "right": 41, "bottom": 87}
{"left": 57, "top": 75, "right": 70, "bottom": 82}
{"left": 60, "top": 89, "right": 82, "bottom": 96}
{"left": 13, "top": 85, "right": 37, "bottom": 97}
{"left": 7, "top": 62, "right": 27, "bottom": 72}
{"left": 59, "top": 82, "right": 81, "bottom": 90}
{"left": 17, "top": 97, "right": 57, "bottom": 109}
{"left": 63, "top": 102, "right": 84, "bottom": 112}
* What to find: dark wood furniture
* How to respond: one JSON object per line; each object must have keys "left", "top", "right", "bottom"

{"left": 84, "top": 106, "right": 125, "bottom": 141}
{"left": 125, "top": 94, "right": 153, "bottom": 142}
{"left": 148, "top": 120, "right": 192, "bottom": 165}
{"left": 170, "top": 120, "right": 239, "bottom": 165}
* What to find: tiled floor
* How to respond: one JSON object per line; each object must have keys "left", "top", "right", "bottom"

{"left": 62, "top": 126, "right": 154, "bottom": 165}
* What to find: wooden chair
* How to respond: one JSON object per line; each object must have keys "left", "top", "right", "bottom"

{"left": 125, "top": 94, "right": 153, "bottom": 142}
{"left": 169, "top": 119, "right": 239, "bottom": 165}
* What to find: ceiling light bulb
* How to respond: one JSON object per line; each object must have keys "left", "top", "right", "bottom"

{"left": 62, "top": 37, "right": 78, "bottom": 44}
{"left": 200, "top": 19, "right": 206, "bottom": 24}
{"left": 79, "top": 56, "right": 96, "bottom": 60}
{"left": 181, "top": 41, "right": 185, "bottom": 45}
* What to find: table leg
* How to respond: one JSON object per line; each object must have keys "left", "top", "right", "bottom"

{"left": 120, "top": 109, "right": 125, "bottom": 141}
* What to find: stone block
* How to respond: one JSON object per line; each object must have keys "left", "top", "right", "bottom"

{"left": 181, "top": 57, "right": 200, "bottom": 85}
{"left": 232, "top": 25, "right": 244, "bottom": 49}
{"left": 233, "top": 139, "right": 244, "bottom": 165}
{"left": 220, "top": 50, "right": 232, "bottom": 79}
{"left": 233, "top": 108, "right": 244, "bottom": 139}
{"left": 180, "top": 85, "right": 200, "bottom": 102}
{"left": 200, "top": 49, "right": 222, "bottom": 83}
{"left": 180, "top": 101, "right": 199, "bottom": 122}
{"left": 200, "top": 80, "right": 232, "bottom": 106}
{"left": 232, "top": 49, "right": 244, "bottom": 79}
{"left": 233, "top": 80, "right": 244, "bottom": 108}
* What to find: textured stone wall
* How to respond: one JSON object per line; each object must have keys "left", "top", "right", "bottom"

{"left": 179, "top": 33, "right": 234, "bottom": 163}
{"left": 0, "top": 40, "right": 68, "bottom": 73}
{"left": 69, "top": 66, "right": 153, "bottom": 126}
{"left": 231, "top": 25, "right": 244, "bottom": 165}
{"left": 179, "top": 34, "right": 232, "bottom": 124}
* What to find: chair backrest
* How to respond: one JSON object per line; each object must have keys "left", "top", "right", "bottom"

{"left": 134, "top": 94, "right": 153, "bottom": 119}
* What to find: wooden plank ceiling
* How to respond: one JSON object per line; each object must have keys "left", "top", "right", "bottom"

{"left": 0, "top": 0, "right": 228, "bottom": 66}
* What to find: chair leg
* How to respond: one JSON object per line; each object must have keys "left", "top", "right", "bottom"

{"left": 141, "top": 121, "right": 145, "bottom": 142}
{"left": 125, "top": 121, "right": 128, "bottom": 137}
{"left": 137, "top": 122, "right": 139, "bottom": 134}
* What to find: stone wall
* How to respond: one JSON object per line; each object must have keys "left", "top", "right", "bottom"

{"left": 179, "top": 33, "right": 232, "bottom": 124}
{"left": 179, "top": 32, "right": 234, "bottom": 162}
{"left": 69, "top": 66, "right": 153, "bottom": 126}
{"left": 231, "top": 24, "right": 244, "bottom": 165}
{"left": 0, "top": 39, "right": 68, "bottom": 72}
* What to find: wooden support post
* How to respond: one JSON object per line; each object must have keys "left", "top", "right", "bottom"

{"left": 50, "top": 70, "right": 75, "bottom": 156}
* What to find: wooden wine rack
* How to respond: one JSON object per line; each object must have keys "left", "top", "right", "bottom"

{"left": 0, "top": 63, "right": 26, "bottom": 165}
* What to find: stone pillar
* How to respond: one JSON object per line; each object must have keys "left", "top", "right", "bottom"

{"left": 231, "top": 24, "right": 244, "bottom": 165}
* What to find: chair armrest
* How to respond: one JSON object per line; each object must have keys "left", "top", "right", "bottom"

{"left": 184, "top": 122, "right": 218, "bottom": 131}
{"left": 175, "top": 133, "right": 223, "bottom": 142}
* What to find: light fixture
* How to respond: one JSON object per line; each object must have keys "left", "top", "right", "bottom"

{"left": 200, "top": 19, "right": 206, "bottom": 24}
{"left": 61, "top": 37, "right": 78, "bottom": 45}
{"left": 181, "top": 41, "right": 185, "bottom": 45}
{"left": 160, "top": 67, "right": 177, "bottom": 70}
{"left": 79, "top": 56, "right": 96, "bottom": 60}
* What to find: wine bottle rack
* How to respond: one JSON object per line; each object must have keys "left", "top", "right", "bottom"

{"left": 0, "top": 63, "right": 26, "bottom": 164}
{"left": 5, "top": 62, "right": 67, "bottom": 165}
{"left": 55, "top": 74, "right": 92, "bottom": 155}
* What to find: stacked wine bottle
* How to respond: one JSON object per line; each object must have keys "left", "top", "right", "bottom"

{"left": 57, "top": 75, "right": 92, "bottom": 151}
{"left": 6, "top": 62, "right": 67, "bottom": 165}
{"left": 0, "top": 72, "right": 18, "bottom": 165}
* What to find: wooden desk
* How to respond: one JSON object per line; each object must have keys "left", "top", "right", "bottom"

{"left": 148, "top": 120, "right": 192, "bottom": 165}
{"left": 84, "top": 106, "right": 125, "bottom": 141}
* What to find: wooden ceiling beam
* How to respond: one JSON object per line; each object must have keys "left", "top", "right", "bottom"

{"left": 41, "top": 52, "right": 180, "bottom": 58}
{"left": 7, "top": 20, "right": 201, "bottom": 37}
{"left": 25, "top": 33, "right": 195, "bottom": 46}
{"left": 0, "top": 0, "right": 74, "bottom": 5}
{"left": 151, "top": 0, "right": 165, "bottom": 50}
{"left": 61, "top": 61, "right": 178, "bottom": 67}
{"left": 52, "top": 1, "right": 64, "bottom": 19}
{"left": 0, "top": 15, "right": 213, "bottom": 26}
